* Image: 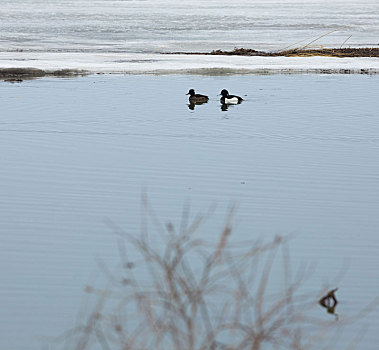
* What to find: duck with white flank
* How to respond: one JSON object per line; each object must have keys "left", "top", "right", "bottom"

{"left": 220, "top": 89, "right": 244, "bottom": 104}
{"left": 186, "top": 89, "right": 209, "bottom": 103}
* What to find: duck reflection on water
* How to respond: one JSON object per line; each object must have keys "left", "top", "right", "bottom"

{"left": 188, "top": 101, "right": 208, "bottom": 110}
{"left": 220, "top": 103, "right": 232, "bottom": 111}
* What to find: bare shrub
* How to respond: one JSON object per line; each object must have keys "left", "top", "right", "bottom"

{"left": 69, "top": 200, "right": 346, "bottom": 350}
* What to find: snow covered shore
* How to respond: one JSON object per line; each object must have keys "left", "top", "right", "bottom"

{"left": 1, "top": 52, "right": 378, "bottom": 75}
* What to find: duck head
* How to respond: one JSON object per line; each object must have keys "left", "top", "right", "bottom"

{"left": 186, "top": 89, "right": 195, "bottom": 96}
{"left": 220, "top": 89, "right": 229, "bottom": 97}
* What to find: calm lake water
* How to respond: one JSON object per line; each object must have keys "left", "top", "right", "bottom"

{"left": 1, "top": 74, "right": 379, "bottom": 349}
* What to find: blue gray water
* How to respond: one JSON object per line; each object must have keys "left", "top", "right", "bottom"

{"left": 1, "top": 0, "right": 379, "bottom": 348}
{"left": 1, "top": 74, "right": 379, "bottom": 349}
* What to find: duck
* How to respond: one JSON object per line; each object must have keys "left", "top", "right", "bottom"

{"left": 220, "top": 89, "right": 243, "bottom": 104}
{"left": 186, "top": 89, "right": 209, "bottom": 103}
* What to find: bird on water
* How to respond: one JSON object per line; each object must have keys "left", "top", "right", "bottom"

{"left": 186, "top": 89, "right": 209, "bottom": 103}
{"left": 220, "top": 89, "right": 243, "bottom": 104}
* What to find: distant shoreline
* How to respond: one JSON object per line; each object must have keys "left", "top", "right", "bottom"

{"left": 1, "top": 47, "right": 379, "bottom": 79}
{"left": 168, "top": 47, "right": 379, "bottom": 58}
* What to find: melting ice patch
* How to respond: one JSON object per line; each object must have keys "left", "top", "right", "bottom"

{"left": 0, "top": 0, "right": 379, "bottom": 74}
{"left": 0, "top": 52, "right": 378, "bottom": 75}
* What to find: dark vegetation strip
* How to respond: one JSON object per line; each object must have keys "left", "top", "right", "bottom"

{"left": 168, "top": 47, "right": 379, "bottom": 57}
{"left": 0, "top": 68, "right": 88, "bottom": 80}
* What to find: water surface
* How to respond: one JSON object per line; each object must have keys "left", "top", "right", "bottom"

{"left": 1, "top": 74, "right": 379, "bottom": 349}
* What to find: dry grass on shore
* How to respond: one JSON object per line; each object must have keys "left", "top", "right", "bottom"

{"left": 170, "top": 28, "right": 379, "bottom": 58}
{"left": 210, "top": 47, "right": 379, "bottom": 58}
{"left": 169, "top": 47, "right": 379, "bottom": 58}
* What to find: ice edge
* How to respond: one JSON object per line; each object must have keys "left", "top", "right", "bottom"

{"left": 1, "top": 53, "right": 379, "bottom": 76}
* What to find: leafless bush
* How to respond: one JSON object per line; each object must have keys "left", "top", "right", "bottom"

{"left": 68, "top": 199, "right": 346, "bottom": 350}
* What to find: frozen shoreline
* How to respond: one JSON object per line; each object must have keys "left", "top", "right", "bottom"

{"left": 1, "top": 52, "right": 379, "bottom": 75}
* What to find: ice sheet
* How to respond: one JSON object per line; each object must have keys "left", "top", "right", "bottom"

{"left": 0, "top": 52, "right": 378, "bottom": 74}
{"left": 1, "top": 0, "right": 378, "bottom": 74}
